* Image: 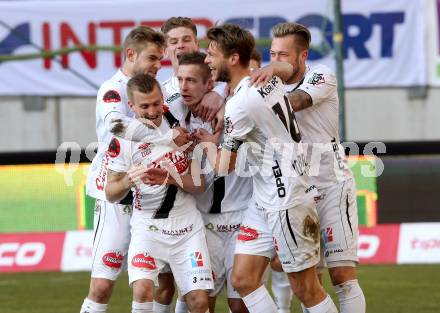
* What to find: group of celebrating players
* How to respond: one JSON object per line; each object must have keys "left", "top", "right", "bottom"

{"left": 79, "top": 16, "right": 366, "bottom": 313}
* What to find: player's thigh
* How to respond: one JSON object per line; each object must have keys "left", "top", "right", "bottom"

{"left": 318, "top": 178, "right": 359, "bottom": 265}
{"left": 91, "top": 200, "right": 132, "bottom": 280}
{"left": 170, "top": 228, "right": 214, "bottom": 297}
{"left": 205, "top": 226, "right": 227, "bottom": 297}
{"left": 267, "top": 197, "right": 320, "bottom": 273}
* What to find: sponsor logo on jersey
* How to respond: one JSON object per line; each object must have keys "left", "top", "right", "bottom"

{"left": 215, "top": 223, "right": 241, "bottom": 233}
{"left": 107, "top": 137, "right": 120, "bottom": 158}
{"left": 190, "top": 251, "right": 204, "bottom": 268}
{"left": 257, "top": 76, "right": 279, "bottom": 99}
{"left": 166, "top": 93, "right": 181, "bottom": 104}
{"left": 102, "top": 251, "right": 124, "bottom": 269}
{"left": 307, "top": 73, "right": 325, "bottom": 86}
{"left": 131, "top": 253, "right": 157, "bottom": 269}
{"left": 237, "top": 225, "right": 259, "bottom": 241}
{"left": 162, "top": 224, "right": 193, "bottom": 237}
{"left": 103, "top": 90, "right": 121, "bottom": 103}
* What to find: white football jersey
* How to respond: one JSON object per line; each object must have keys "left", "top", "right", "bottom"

{"left": 181, "top": 112, "right": 252, "bottom": 214}
{"left": 222, "top": 76, "right": 317, "bottom": 211}
{"left": 285, "top": 64, "right": 352, "bottom": 188}
{"left": 86, "top": 70, "right": 135, "bottom": 200}
{"left": 108, "top": 117, "right": 196, "bottom": 217}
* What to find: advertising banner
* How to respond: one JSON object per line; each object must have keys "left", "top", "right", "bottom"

{"left": 0, "top": 232, "right": 65, "bottom": 272}
{"left": 0, "top": 0, "right": 426, "bottom": 95}
{"left": 358, "top": 224, "right": 400, "bottom": 264}
{"left": 397, "top": 223, "right": 440, "bottom": 264}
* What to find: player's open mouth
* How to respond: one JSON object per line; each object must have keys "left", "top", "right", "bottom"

{"left": 181, "top": 94, "right": 192, "bottom": 102}
{"left": 144, "top": 115, "right": 160, "bottom": 120}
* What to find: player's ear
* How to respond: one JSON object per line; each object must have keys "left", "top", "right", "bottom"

{"left": 128, "top": 100, "right": 134, "bottom": 110}
{"left": 301, "top": 49, "right": 308, "bottom": 63}
{"left": 126, "top": 47, "right": 136, "bottom": 62}
{"left": 207, "top": 78, "right": 214, "bottom": 91}
{"left": 230, "top": 53, "right": 240, "bottom": 66}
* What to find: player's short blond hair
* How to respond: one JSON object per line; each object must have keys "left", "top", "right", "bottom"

{"left": 161, "top": 16, "right": 197, "bottom": 37}
{"left": 123, "top": 26, "right": 165, "bottom": 56}
{"left": 272, "top": 23, "right": 311, "bottom": 51}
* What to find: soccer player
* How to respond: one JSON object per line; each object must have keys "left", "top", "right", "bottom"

{"left": 105, "top": 74, "right": 213, "bottom": 313}
{"left": 251, "top": 22, "right": 366, "bottom": 313}
{"left": 249, "top": 48, "right": 262, "bottom": 70}
{"left": 177, "top": 51, "right": 252, "bottom": 313}
{"left": 161, "top": 16, "right": 226, "bottom": 123}
{"left": 198, "top": 24, "right": 338, "bottom": 313}
{"left": 80, "top": 26, "right": 190, "bottom": 313}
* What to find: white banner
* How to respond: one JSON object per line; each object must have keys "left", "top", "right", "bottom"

{"left": 0, "top": 0, "right": 426, "bottom": 95}
{"left": 61, "top": 230, "right": 93, "bottom": 271}
{"left": 397, "top": 223, "right": 440, "bottom": 264}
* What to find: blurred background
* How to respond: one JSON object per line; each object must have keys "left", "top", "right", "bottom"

{"left": 0, "top": 0, "right": 439, "bottom": 312}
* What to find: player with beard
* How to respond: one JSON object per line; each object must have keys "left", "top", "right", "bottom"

{"left": 176, "top": 51, "right": 252, "bottom": 313}
{"left": 197, "top": 24, "right": 338, "bottom": 313}
{"left": 249, "top": 22, "right": 366, "bottom": 313}
{"left": 81, "top": 26, "right": 191, "bottom": 313}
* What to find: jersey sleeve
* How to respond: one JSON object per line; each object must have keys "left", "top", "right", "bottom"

{"left": 298, "top": 65, "right": 336, "bottom": 106}
{"left": 106, "top": 112, "right": 173, "bottom": 145}
{"left": 107, "top": 137, "right": 131, "bottom": 173}
{"left": 221, "top": 100, "right": 254, "bottom": 152}
{"left": 97, "top": 83, "right": 129, "bottom": 126}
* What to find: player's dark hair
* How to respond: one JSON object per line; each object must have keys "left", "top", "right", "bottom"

{"left": 161, "top": 16, "right": 197, "bottom": 37}
{"left": 127, "top": 74, "right": 162, "bottom": 101}
{"left": 207, "top": 24, "right": 255, "bottom": 67}
{"left": 272, "top": 22, "right": 311, "bottom": 51}
{"left": 123, "top": 26, "right": 165, "bottom": 56}
{"left": 250, "top": 48, "right": 262, "bottom": 68}
{"left": 178, "top": 51, "right": 211, "bottom": 82}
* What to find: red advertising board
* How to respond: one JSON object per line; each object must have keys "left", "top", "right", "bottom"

{"left": 0, "top": 232, "right": 65, "bottom": 272}
{"left": 358, "top": 225, "right": 400, "bottom": 264}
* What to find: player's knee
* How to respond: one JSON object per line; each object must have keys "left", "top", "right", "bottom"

{"left": 132, "top": 279, "right": 154, "bottom": 303}
{"left": 329, "top": 266, "right": 356, "bottom": 285}
{"left": 228, "top": 298, "right": 249, "bottom": 313}
{"left": 186, "top": 290, "right": 209, "bottom": 313}
{"left": 88, "top": 278, "right": 114, "bottom": 303}
{"left": 289, "top": 270, "right": 322, "bottom": 304}
{"left": 231, "top": 271, "right": 259, "bottom": 296}
{"left": 154, "top": 278, "right": 175, "bottom": 304}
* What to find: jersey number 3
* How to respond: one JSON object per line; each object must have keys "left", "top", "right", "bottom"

{"left": 272, "top": 95, "right": 301, "bottom": 142}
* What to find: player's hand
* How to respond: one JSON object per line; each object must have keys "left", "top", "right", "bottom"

{"left": 194, "top": 91, "right": 224, "bottom": 122}
{"left": 194, "top": 128, "right": 218, "bottom": 145}
{"left": 127, "top": 165, "right": 150, "bottom": 186}
{"left": 172, "top": 127, "right": 192, "bottom": 148}
{"left": 211, "top": 104, "right": 225, "bottom": 135}
{"left": 249, "top": 65, "right": 275, "bottom": 87}
{"left": 143, "top": 167, "right": 171, "bottom": 186}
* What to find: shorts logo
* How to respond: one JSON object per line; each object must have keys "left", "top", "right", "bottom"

{"left": 107, "top": 137, "right": 120, "bottom": 158}
{"left": 190, "top": 251, "right": 204, "bottom": 268}
{"left": 102, "top": 251, "right": 124, "bottom": 269}
{"left": 322, "top": 227, "right": 334, "bottom": 243}
{"left": 237, "top": 225, "right": 259, "bottom": 242}
{"left": 131, "top": 253, "right": 157, "bottom": 269}
{"left": 103, "top": 90, "right": 121, "bottom": 103}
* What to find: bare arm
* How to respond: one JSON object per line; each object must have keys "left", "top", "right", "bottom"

{"left": 249, "top": 61, "right": 294, "bottom": 87}
{"left": 287, "top": 89, "right": 313, "bottom": 112}
{"left": 194, "top": 128, "right": 237, "bottom": 176}
{"left": 105, "top": 169, "right": 133, "bottom": 203}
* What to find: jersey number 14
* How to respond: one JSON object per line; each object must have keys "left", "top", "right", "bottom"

{"left": 272, "top": 95, "right": 301, "bottom": 142}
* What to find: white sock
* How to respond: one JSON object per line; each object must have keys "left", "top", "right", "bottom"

{"left": 306, "top": 294, "right": 337, "bottom": 313}
{"left": 242, "top": 285, "right": 278, "bottom": 313}
{"left": 175, "top": 298, "right": 189, "bottom": 313}
{"left": 334, "top": 279, "right": 366, "bottom": 313}
{"left": 271, "top": 270, "right": 293, "bottom": 313}
{"left": 132, "top": 301, "right": 153, "bottom": 313}
{"left": 154, "top": 301, "right": 171, "bottom": 313}
{"left": 80, "top": 298, "right": 108, "bottom": 313}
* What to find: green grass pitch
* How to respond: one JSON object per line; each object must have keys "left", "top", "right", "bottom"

{"left": 1, "top": 264, "right": 439, "bottom": 312}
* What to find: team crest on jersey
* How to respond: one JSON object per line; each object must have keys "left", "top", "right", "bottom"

{"left": 139, "top": 143, "right": 151, "bottom": 157}
{"left": 131, "top": 253, "right": 157, "bottom": 269}
{"left": 107, "top": 137, "right": 120, "bottom": 158}
{"left": 153, "top": 150, "right": 189, "bottom": 174}
{"left": 103, "top": 90, "right": 121, "bottom": 103}
{"left": 224, "top": 116, "right": 234, "bottom": 134}
{"left": 307, "top": 73, "right": 325, "bottom": 85}
{"left": 102, "top": 251, "right": 124, "bottom": 269}
{"left": 190, "top": 251, "right": 204, "bottom": 268}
